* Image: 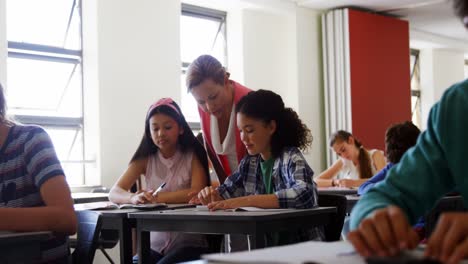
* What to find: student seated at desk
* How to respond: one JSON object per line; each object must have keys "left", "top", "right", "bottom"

{"left": 191, "top": 90, "right": 324, "bottom": 245}
{"left": 358, "top": 121, "right": 420, "bottom": 195}
{"left": 315, "top": 130, "right": 386, "bottom": 188}
{"left": 348, "top": 2, "right": 468, "bottom": 263}
{"left": 109, "top": 98, "right": 211, "bottom": 264}
{"left": 0, "top": 83, "right": 77, "bottom": 263}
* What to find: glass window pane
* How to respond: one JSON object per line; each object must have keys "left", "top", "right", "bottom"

{"left": 7, "top": 57, "right": 82, "bottom": 117}
{"left": 44, "top": 127, "right": 84, "bottom": 186}
{"left": 6, "top": 0, "right": 80, "bottom": 48}
{"left": 180, "top": 15, "right": 225, "bottom": 64}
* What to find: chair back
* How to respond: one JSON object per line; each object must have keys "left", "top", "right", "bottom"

{"left": 72, "top": 210, "right": 103, "bottom": 264}
{"left": 318, "top": 193, "right": 347, "bottom": 241}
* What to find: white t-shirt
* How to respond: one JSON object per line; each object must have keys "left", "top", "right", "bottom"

{"left": 210, "top": 104, "right": 238, "bottom": 173}
{"left": 339, "top": 149, "right": 383, "bottom": 179}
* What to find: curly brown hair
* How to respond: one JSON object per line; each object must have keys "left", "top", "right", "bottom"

{"left": 235, "top": 89, "right": 312, "bottom": 158}
{"left": 385, "top": 121, "right": 421, "bottom": 163}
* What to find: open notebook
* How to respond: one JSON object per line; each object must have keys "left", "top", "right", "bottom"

{"left": 195, "top": 205, "right": 290, "bottom": 212}
{"left": 203, "top": 241, "right": 467, "bottom": 264}
{"left": 74, "top": 201, "right": 167, "bottom": 211}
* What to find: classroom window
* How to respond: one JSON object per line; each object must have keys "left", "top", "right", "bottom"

{"left": 6, "top": 0, "right": 85, "bottom": 186}
{"left": 180, "top": 4, "right": 227, "bottom": 125}
{"left": 410, "top": 49, "right": 422, "bottom": 129}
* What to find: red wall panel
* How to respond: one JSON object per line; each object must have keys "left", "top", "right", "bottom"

{"left": 348, "top": 9, "right": 411, "bottom": 152}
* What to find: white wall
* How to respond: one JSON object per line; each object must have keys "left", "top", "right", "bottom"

{"left": 240, "top": 6, "right": 325, "bottom": 173}
{"left": 295, "top": 7, "right": 326, "bottom": 174}
{"left": 84, "top": 0, "right": 181, "bottom": 188}
{"left": 0, "top": 0, "right": 6, "bottom": 85}
{"left": 419, "top": 49, "right": 465, "bottom": 130}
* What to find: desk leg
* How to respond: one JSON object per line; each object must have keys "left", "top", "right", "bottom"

{"left": 118, "top": 219, "right": 133, "bottom": 264}
{"left": 137, "top": 227, "right": 150, "bottom": 264}
{"left": 249, "top": 231, "right": 265, "bottom": 250}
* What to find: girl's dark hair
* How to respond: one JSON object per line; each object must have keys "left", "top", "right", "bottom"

{"left": 235, "top": 89, "right": 312, "bottom": 158}
{"left": 131, "top": 99, "right": 209, "bottom": 182}
{"left": 0, "top": 83, "right": 6, "bottom": 122}
{"left": 453, "top": 0, "right": 468, "bottom": 26}
{"left": 185, "top": 54, "right": 230, "bottom": 92}
{"left": 385, "top": 121, "right": 421, "bottom": 164}
{"left": 330, "top": 130, "right": 372, "bottom": 179}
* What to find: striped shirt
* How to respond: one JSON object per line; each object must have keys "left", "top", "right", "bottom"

{"left": 217, "top": 147, "right": 324, "bottom": 242}
{"left": 0, "top": 125, "right": 68, "bottom": 262}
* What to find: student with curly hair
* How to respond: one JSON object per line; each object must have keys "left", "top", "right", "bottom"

{"left": 191, "top": 89, "right": 324, "bottom": 245}
{"left": 358, "top": 121, "right": 421, "bottom": 195}
{"left": 315, "top": 130, "right": 386, "bottom": 188}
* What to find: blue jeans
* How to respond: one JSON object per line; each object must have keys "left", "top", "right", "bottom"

{"left": 132, "top": 246, "right": 211, "bottom": 264}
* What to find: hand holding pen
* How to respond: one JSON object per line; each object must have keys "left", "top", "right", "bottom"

{"left": 152, "top": 182, "right": 166, "bottom": 197}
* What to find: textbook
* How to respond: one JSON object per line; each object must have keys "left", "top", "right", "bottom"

{"left": 74, "top": 201, "right": 167, "bottom": 211}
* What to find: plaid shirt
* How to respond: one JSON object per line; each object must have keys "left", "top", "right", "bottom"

{"left": 217, "top": 147, "right": 324, "bottom": 242}
{"left": 218, "top": 147, "right": 318, "bottom": 208}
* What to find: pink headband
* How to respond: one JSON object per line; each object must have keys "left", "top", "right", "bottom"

{"left": 147, "top": 98, "right": 180, "bottom": 117}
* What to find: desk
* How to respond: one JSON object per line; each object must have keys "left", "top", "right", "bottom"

{"left": 130, "top": 207, "right": 336, "bottom": 264}
{"left": 318, "top": 187, "right": 358, "bottom": 196}
{"left": 0, "top": 231, "right": 52, "bottom": 263}
{"left": 72, "top": 192, "right": 109, "bottom": 204}
{"left": 345, "top": 195, "right": 360, "bottom": 215}
{"left": 90, "top": 204, "right": 196, "bottom": 264}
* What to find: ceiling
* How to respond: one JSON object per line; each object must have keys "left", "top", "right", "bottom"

{"left": 292, "top": 0, "right": 468, "bottom": 43}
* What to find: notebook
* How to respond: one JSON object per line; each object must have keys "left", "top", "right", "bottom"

{"left": 74, "top": 201, "right": 167, "bottom": 211}
{"left": 195, "top": 205, "right": 290, "bottom": 212}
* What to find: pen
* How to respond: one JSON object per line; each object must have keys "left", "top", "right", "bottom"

{"left": 152, "top": 182, "right": 166, "bottom": 196}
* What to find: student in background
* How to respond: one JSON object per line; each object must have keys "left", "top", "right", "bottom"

{"left": 109, "top": 98, "right": 210, "bottom": 264}
{"left": 348, "top": 1, "right": 468, "bottom": 263}
{"left": 0, "top": 83, "right": 77, "bottom": 263}
{"left": 358, "top": 121, "right": 421, "bottom": 195}
{"left": 186, "top": 54, "right": 252, "bottom": 183}
{"left": 191, "top": 90, "right": 324, "bottom": 245}
{"left": 315, "top": 130, "right": 386, "bottom": 188}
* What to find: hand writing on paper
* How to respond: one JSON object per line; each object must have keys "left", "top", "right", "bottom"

{"left": 208, "top": 197, "right": 244, "bottom": 211}
{"left": 337, "top": 179, "right": 356, "bottom": 188}
{"left": 129, "top": 189, "right": 156, "bottom": 204}
{"left": 425, "top": 212, "right": 468, "bottom": 264}
{"left": 194, "top": 186, "right": 223, "bottom": 205}
{"left": 188, "top": 191, "right": 201, "bottom": 204}
{"left": 347, "top": 206, "right": 419, "bottom": 258}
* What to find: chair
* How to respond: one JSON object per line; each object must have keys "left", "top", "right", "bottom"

{"left": 317, "top": 193, "right": 347, "bottom": 242}
{"left": 424, "top": 195, "right": 466, "bottom": 237}
{"left": 72, "top": 210, "right": 103, "bottom": 264}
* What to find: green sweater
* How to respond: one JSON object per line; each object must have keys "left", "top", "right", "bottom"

{"left": 350, "top": 79, "right": 468, "bottom": 230}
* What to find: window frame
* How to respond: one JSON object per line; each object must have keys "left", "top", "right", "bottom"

{"left": 6, "top": 0, "right": 87, "bottom": 185}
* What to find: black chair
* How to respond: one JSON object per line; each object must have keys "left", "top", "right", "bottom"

{"left": 72, "top": 210, "right": 103, "bottom": 264}
{"left": 317, "top": 193, "right": 347, "bottom": 241}
{"left": 424, "top": 195, "right": 465, "bottom": 237}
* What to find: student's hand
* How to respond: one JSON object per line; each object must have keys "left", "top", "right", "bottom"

{"left": 188, "top": 191, "right": 201, "bottom": 204}
{"left": 196, "top": 186, "right": 223, "bottom": 205}
{"left": 129, "top": 189, "right": 155, "bottom": 204}
{"left": 208, "top": 197, "right": 243, "bottom": 211}
{"left": 337, "top": 179, "right": 357, "bottom": 188}
{"left": 347, "top": 206, "right": 419, "bottom": 258}
{"left": 425, "top": 212, "right": 468, "bottom": 264}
